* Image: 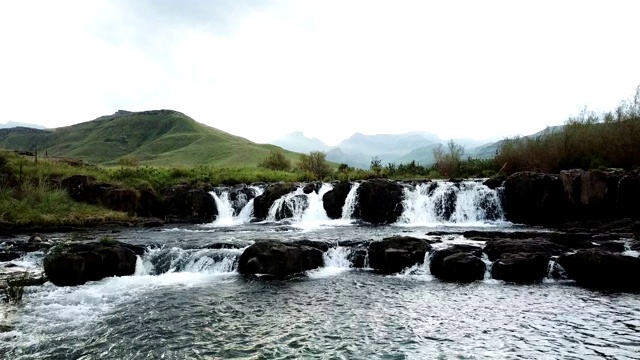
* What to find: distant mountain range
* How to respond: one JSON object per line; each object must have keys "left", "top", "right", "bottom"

{"left": 271, "top": 127, "right": 563, "bottom": 169}
{"left": 0, "top": 121, "right": 46, "bottom": 129}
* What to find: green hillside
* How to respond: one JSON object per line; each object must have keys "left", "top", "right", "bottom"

{"left": 0, "top": 110, "right": 299, "bottom": 167}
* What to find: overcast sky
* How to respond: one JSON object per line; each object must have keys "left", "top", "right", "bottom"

{"left": 1, "top": 1, "right": 639, "bottom": 146}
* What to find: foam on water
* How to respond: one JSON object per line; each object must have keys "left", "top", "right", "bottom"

{"left": 308, "top": 246, "right": 354, "bottom": 278}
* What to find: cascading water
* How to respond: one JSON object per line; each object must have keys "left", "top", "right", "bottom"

{"left": 341, "top": 182, "right": 361, "bottom": 220}
{"left": 308, "top": 246, "right": 353, "bottom": 278}
{"left": 399, "top": 181, "right": 504, "bottom": 225}
{"left": 266, "top": 184, "right": 335, "bottom": 227}
{"left": 210, "top": 186, "right": 264, "bottom": 226}
{"left": 135, "top": 246, "right": 245, "bottom": 275}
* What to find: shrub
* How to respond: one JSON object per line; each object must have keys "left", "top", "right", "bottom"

{"left": 433, "top": 140, "right": 464, "bottom": 178}
{"left": 117, "top": 155, "right": 139, "bottom": 167}
{"left": 261, "top": 150, "right": 291, "bottom": 171}
{"left": 297, "top": 151, "right": 332, "bottom": 179}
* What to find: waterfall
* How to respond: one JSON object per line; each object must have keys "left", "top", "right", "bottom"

{"left": 341, "top": 182, "right": 361, "bottom": 220}
{"left": 481, "top": 253, "right": 493, "bottom": 281}
{"left": 134, "top": 247, "right": 244, "bottom": 275}
{"left": 209, "top": 186, "right": 264, "bottom": 226}
{"left": 399, "top": 181, "right": 504, "bottom": 225}
{"left": 308, "top": 246, "right": 353, "bottom": 278}
{"left": 266, "top": 184, "right": 334, "bottom": 224}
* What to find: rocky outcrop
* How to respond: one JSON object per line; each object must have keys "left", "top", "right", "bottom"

{"left": 557, "top": 249, "right": 640, "bottom": 290}
{"left": 491, "top": 252, "right": 551, "bottom": 283}
{"left": 160, "top": 185, "right": 217, "bottom": 223}
{"left": 237, "top": 240, "right": 323, "bottom": 276}
{"left": 322, "top": 181, "right": 353, "bottom": 219}
{"left": 354, "top": 179, "right": 404, "bottom": 224}
{"left": 429, "top": 245, "right": 484, "bottom": 282}
{"left": 367, "top": 236, "right": 431, "bottom": 273}
{"left": 503, "top": 172, "right": 565, "bottom": 225}
{"left": 483, "top": 238, "right": 568, "bottom": 261}
{"left": 271, "top": 194, "right": 309, "bottom": 221}
{"left": 483, "top": 175, "right": 506, "bottom": 190}
{"left": 43, "top": 241, "right": 138, "bottom": 286}
{"left": 253, "top": 183, "right": 297, "bottom": 220}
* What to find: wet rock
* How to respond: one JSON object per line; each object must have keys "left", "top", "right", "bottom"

{"left": 142, "top": 218, "right": 165, "bottom": 228}
{"left": 322, "top": 181, "right": 353, "bottom": 219}
{"left": 0, "top": 251, "right": 21, "bottom": 262}
{"left": 560, "top": 169, "right": 622, "bottom": 219}
{"left": 503, "top": 172, "right": 565, "bottom": 226}
{"left": 253, "top": 182, "right": 297, "bottom": 220}
{"left": 484, "top": 238, "right": 569, "bottom": 261}
{"left": 237, "top": 240, "right": 323, "bottom": 276}
{"left": 161, "top": 185, "right": 217, "bottom": 223}
{"left": 296, "top": 240, "right": 330, "bottom": 252}
{"left": 367, "top": 236, "right": 431, "bottom": 273}
{"left": 483, "top": 175, "right": 506, "bottom": 190}
{"left": 347, "top": 247, "right": 368, "bottom": 268}
{"left": 557, "top": 249, "right": 640, "bottom": 291}
{"left": 436, "top": 253, "right": 486, "bottom": 283}
{"left": 43, "top": 241, "right": 138, "bottom": 286}
{"left": 354, "top": 179, "right": 404, "bottom": 224}
{"left": 491, "top": 252, "right": 550, "bottom": 283}
{"left": 429, "top": 245, "right": 483, "bottom": 281}
{"left": 273, "top": 194, "right": 308, "bottom": 220}
{"left": 303, "top": 182, "right": 323, "bottom": 194}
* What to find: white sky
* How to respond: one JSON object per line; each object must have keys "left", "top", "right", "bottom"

{"left": 1, "top": 1, "right": 639, "bottom": 146}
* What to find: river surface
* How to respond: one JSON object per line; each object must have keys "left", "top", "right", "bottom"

{"left": 2, "top": 221, "right": 640, "bottom": 359}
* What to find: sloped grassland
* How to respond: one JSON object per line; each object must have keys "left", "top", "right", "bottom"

{"left": 0, "top": 110, "right": 298, "bottom": 167}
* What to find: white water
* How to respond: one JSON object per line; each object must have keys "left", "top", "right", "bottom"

{"left": 398, "top": 252, "right": 434, "bottom": 281}
{"left": 398, "top": 181, "right": 504, "bottom": 226}
{"left": 341, "top": 182, "right": 361, "bottom": 220}
{"left": 209, "top": 186, "right": 264, "bottom": 226}
{"left": 308, "top": 246, "right": 353, "bottom": 278}
{"left": 135, "top": 247, "right": 244, "bottom": 276}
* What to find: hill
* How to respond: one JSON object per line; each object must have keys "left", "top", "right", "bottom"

{"left": 0, "top": 110, "right": 299, "bottom": 167}
{"left": 0, "top": 120, "right": 47, "bottom": 129}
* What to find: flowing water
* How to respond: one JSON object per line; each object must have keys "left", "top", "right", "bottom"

{"left": 1, "top": 181, "right": 639, "bottom": 359}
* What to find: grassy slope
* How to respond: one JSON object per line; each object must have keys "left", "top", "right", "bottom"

{"left": 0, "top": 110, "right": 299, "bottom": 167}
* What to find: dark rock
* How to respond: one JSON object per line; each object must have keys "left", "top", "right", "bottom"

{"left": 483, "top": 175, "right": 506, "bottom": 190}
{"left": 484, "top": 238, "right": 569, "bottom": 261}
{"left": 557, "top": 249, "right": 640, "bottom": 290}
{"left": 237, "top": 240, "right": 323, "bottom": 276}
{"left": 253, "top": 183, "right": 297, "bottom": 220}
{"left": 368, "top": 236, "right": 431, "bottom": 273}
{"left": 142, "top": 218, "right": 165, "bottom": 227}
{"left": 296, "top": 240, "right": 330, "bottom": 252}
{"left": 437, "top": 253, "right": 486, "bottom": 283}
{"left": 0, "top": 251, "right": 21, "bottom": 262}
{"left": 618, "top": 175, "right": 640, "bottom": 219}
{"left": 503, "top": 172, "right": 565, "bottom": 226}
{"left": 354, "top": 179, "right": 404, "bottom": 224}
{"left": 322, "top": 181, "right": 353, "bottom": 219}
{"left": 560, "top": 169, "right": 622, "bottom": 220}
{"left": 273, "top": 194, "right": 308, "bottom": 220}
{"left": 43, "top": 241, "right": 138, "bottom": 286}
{"left": 161, "top": 185, "right": 218, "bottom": 222}
{"left": 430, "top": 245, "right": 483, "bottom": 280}
{"left": 347, "top": 247, "right": 368, "bottom": 268}
{"left": 303, "top": 182, "right": 323, "bottom": 194}
{"left": 491, "top": 252, "right": 550, "bottom": 283}
{"left": 204, "top": 242, "right": 248, "bottom": 249}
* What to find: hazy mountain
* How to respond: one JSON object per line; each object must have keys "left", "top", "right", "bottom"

{"left": 0, "top": 121, "right": 46, "bottom": 129}
{"left": 272, "top": 131, "right": 330, "bottom": 153}
{"left": 335, "top": 132, "right": 439, "bottom": 156}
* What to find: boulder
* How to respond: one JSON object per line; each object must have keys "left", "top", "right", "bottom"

{"left": 559, "top": 169, "right": 622, "bottom": 219}
{"left": 491, "top": 252, "right": 551, "bottom": 283}
{"left": 354, "top": 179, "right": 404, "bottom": 224}
{"left": 237, "top": 240, "right": 323, "bottom": 276}
{"left": 43, "top": 241, "right": 138, "bottom": 286}
{"left": 272, "top": 194, "right": 309, "bottom": 220}
{"left": 483, "top": 175, "right": 506, "bottom": 190}
{"left": 368, "top": 236, "right": 432, "bottom": 273}
{"left": 429, "top": 245, "right": 483, "bottom": 281}
{"left": 437, "top": 253, "right": 486, "bottom": 283}
{"left": 503, "top": 172, "right": 565, "bottom": 225}
{"left": 483, "top": 238, "right": 569, "bottom": 261}
{"left": 303, "top": 182, "right": 323, "bottom": 194}
{"left": 557, "top": 249, "right": 640, "bottom": 290}
{"left": 322, "top": 181, "right": 353, "bottom": 219}
{"left": 161, "top": 185, "right": 218, "bottom": 222}
{"left": 253, "top": 183, "right": 297, "bottom": 220}
{"left": 0, "top": 251, "right": 21, "bottom": 262}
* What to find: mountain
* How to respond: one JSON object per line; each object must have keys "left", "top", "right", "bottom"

{"left": 272, "top": 131, "right": 330, "bottom": 153}
{"left": 0, "top": 110, "right": 299, "bottom": 167}
{"left": 0, "top": 121, "right": 46, "bottom": 129}
{"left": 335, "top": 132, "right": 440, "bottom": 156}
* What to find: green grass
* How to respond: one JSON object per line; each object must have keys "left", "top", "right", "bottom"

{"left": 0, "top": 110, "right": 300, "bottom": 167}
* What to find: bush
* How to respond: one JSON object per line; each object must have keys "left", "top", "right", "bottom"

{"left": 117, "top": 155, "right": 139, "bottom": 167}
{"left": 433, "top": 140, "right": 464, "bottom": 178}
{"left": 261, "top": 150, "right": 291, "bottom": 171}
{"left": 297, "top": 151, "right": 332, "bottom": 179}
